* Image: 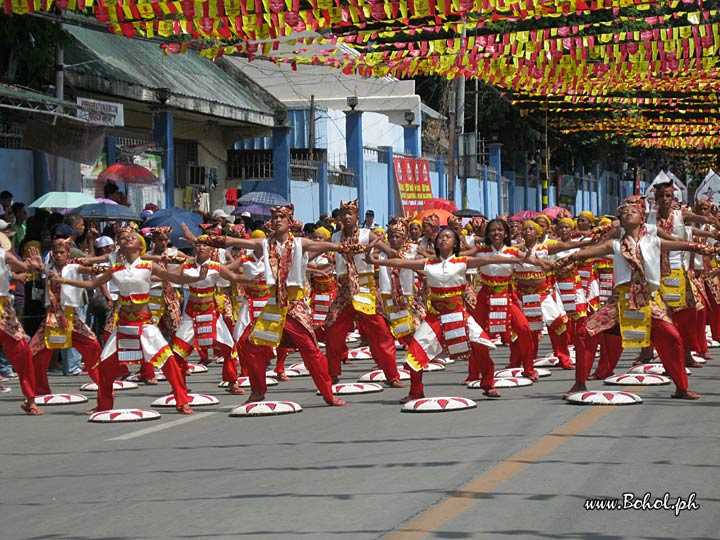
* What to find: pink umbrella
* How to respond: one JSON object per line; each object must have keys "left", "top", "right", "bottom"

{"left": 96, "top": 198, "right": 119, "bottom": 205}
{"left": 511, "top": 209, "right": 539, "bottom": 221}
{"left": 542, "top": 206, "right": 572, "bottom": 219}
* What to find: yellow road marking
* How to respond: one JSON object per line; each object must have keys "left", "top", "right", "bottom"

{"left": 385, "top": 404, "right": 618, "bottom": 540}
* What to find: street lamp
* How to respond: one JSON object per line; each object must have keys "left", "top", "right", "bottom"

{"left": 346, "top": 95, "right": 358, "bottom": 111}
{"left": 404, "top": 111, "right": 415, "bottom": 125}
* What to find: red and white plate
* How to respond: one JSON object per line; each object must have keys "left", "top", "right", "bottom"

{"left": 186, "top": 363, "right": 209, "bottom": 374}
{"left": 88, "top": 408, "right": 161, "bottom": 423}
{"left": 565, "top": 390, "right": 643, "bottom": 406}
{"left": 229, "top": 401, "right": 303, "bottom": 417}
{"left": 627, "top": 363, "right": 691, "bottom": 376}
{"left": 326, "top": 383, "right": 384, "bottom": 395}
{"left": 289, "top": 362, "right": 306, "bottom": 371}
{"left": 433, "top": 357, "right": 455, "bottom": 365}
{"left": 401, "top": 396, "right": 477, "bottom": 413}
{"left": 346, "top": 331, "right": 361, "bottom": 342}
{"left": 494, "top": 368, "right": 551, "bottom": 378}
{"left": 266, "top": 368, "right": 308, "bottom": 378}
{"left": 604, "top": 374, "right": 671, "bottom": 386}
{"left": 358, "top": 369, "right": 411, "bottom": 382}
{"left": 690, "top": 353, "right": 706, "bottom": 364}
{"left": 126, "top": 372, "right": 165, "bottom": 383}
{"left": 80, "top": 380, "right": 138, "bottom": 392}
{"left": 151, "top": 393, "right": 220, "bottom": 407}
{"left": 533, "top": 355, "right": 559, "bottom": 367}
{"left": 466, "top": 377, "right": 532, "bottom": 389}
{"left": 35, "top": 393, "right": 88, "bottom": 405}
{"left": 218, "top": 376, "right": 278, "bottom": 388}
{"left": 707, "top": 339, "right": 720, "bottom": 348}
{"left": 348, "top": 347, "right": 372, "bottom": 360}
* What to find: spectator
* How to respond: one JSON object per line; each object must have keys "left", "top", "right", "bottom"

{"left": 103, "top": 180, "right": 130, "bottom": 207}
{"left": 11, "top": 202, "right": 26, "bottom": 251}
{"left": 361, "top": 209, "right": 376, "bottom": 229}
{"left": 0, "top": 190, "right": 12, "bottom": 216}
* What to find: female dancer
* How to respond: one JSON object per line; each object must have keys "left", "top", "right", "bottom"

{"left": 0, "top": 244, "right": 44, "bottom": 414}
{"left": 472, "top": 218, "right": 538, "bottom": 381}
{"left": 368, "top": 228, "right": 523, "bottom": 403}
{"left": 556, "top": 196, "right": 704, "bottom": 400}
{"left": 56, "top": 228, "right": 207, "bottom": 414}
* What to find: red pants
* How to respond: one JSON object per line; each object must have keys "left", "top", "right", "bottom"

{"left": 473, "top": 297, "right": 536, "bottom": 377}
{"left": 96, "top": 354, "right": 189, "bottom": 411}
{"left": 704, "top": 284, "right": 720, "bottom": 341}
{"left": 326, "top": 307, "right": 399, "bottom": 382}
{"left": 243, "top": 317, "right": 334, "bottom": 401}
{"left": 575, "top": 318, "right": 688, "bottom": 389}
{"left": 0, "top": 333, "right": 36, "bottom": 400}
{"left": 672, "top": 307, "right": 705, "bottom": 356}
{"left": 406, "top": 342, "right": 494, "bottom": 400}
{"left": 531, "top": 318, "right": 572, "bottom": 368}
{"left": 32, "top": 332, "right": 101, "bottom": 395}
{"left": 589, "top": 333, "right": 623, "bottom": 379}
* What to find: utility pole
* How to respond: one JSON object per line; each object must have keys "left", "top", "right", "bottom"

{"left": 309, "top": 94, "right": 315, "bottom": 156}
{"left": 447, "top": 82, "right": 457, "bottom": 200}
{"left": 53, "top": 29, "right": 64, "bottom": 191}
{"left": 541, "top": 105, "right": 549, "bottom": 208}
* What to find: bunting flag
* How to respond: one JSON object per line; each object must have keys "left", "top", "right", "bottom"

{"left": 8, "top": 0, "right": 720, "bottom": 150}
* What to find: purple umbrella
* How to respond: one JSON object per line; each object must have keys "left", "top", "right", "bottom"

{"left": 233, "top": 205, "right": 271, "bottom": 217}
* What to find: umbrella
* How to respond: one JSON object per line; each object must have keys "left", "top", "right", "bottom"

{"left": 453, "top": 208, "right": 484, "bottom": 217}
{"left": 423, "top": 198, "right": 459, "bottom": 213}
{"left": 236, "top": 191, "right": 290, "bottom": 208}
{"left": 511, "top": 209, "right": 539, "bottom": 221}
{"left": 95, "top": 198, "right": 119, "bottom": 205}
{"left": 413, "top": 208, "right": 455, "bottom": 226}
{"left": 98, "top": 162, "right": 158, "bottom": 185}
{"left": 74, "top": 203, "right": 141, "bottom": 221}
{"left": 542, "top": 206, "right": 572, "bottom": 219}
{"left": 232, "top": 204, "right": 271, "bottom": 218}
{"left": 142, "top": 207, "right": 202, "bottom": 249}
{"left": 29, "top": 191, "right": 97, "bottom": 209}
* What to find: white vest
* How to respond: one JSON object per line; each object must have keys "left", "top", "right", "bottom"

{"left": 424, "top": 256, "right": 467, "bottom": 289}
{"left": 262, "top": 236, "right": 308, "bottom": 288}
{"left": 378, "top": 245, "right": 417, "bottom": 295}
{"left": 0, "top": 249, "right": 10, "bottom": 297}
{"left": 332, "top": 228, "right": 374, "bottom": 276}
{"left": 613, "top": 225, "right": 661, "bottom": 292}
{"left": 44, "top": 263, "right": 85, "bottom": 308}
{"left": 648, "top": 209, "right": 689, "bottom": 270}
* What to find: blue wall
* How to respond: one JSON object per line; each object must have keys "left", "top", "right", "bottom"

{"left": 0, "top": 149, "right": 35, "bottom": 210}
{"left": 364, "top": 160, "right": 390, "bottom": 227}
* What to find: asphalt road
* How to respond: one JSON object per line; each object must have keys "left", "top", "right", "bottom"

{"left": 1, "top": 337, "right": 718, "bottom": 540}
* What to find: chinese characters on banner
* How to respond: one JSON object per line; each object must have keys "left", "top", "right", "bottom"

{"left": 393, "top": 157, "right": 433, "bottom": 217}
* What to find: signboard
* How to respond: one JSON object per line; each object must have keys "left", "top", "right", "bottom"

{"left": 76, "top": 97, "right": 125, "bottom": 127}
{"left": 393, "top": 157, "right": 433, "bottom": 216}
{"left": 558, "top": 175, "right": 578, "bottom": 206}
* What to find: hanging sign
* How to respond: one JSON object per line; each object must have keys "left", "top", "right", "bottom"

{"left": 393, "top": 157, "right": 433, "bottom": 216}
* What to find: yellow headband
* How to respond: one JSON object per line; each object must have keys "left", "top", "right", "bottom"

{"left": 534, "top": 214, "right": 551, "bottom": 226}
{"left": 409, "top": 219, "right": 422, "bottom": 227}
{"left": 558, "top": 217, "right": 575, "bottom": 228}
{"left": 314, "top": 226, "right": 331, "bottom": 239}
{"left": 578, "top": 211, "right": 595, "bottom": 223}
{"left": 250, "top": 229, "right": 266, "bottom": 238}
{"left": 134, "top": 232, "right": 147, "bottom": 255}
{"left": 599, "top": 217, "right": 612, "bottom": 226}
{"left": 523, "top": 220, "right": 543, "bottom": 234}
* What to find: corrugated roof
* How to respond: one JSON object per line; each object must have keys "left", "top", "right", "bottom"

{"left": 63, "top": 25, "right": 278, "bottom": 125}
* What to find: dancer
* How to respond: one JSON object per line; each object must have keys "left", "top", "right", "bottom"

{"left": 56, "top": 228, "right": 206, "bottom": 414}
{"left": 30, "top": 238, "right": 102, "bottom": 395}
{"left": 368, "top": 227, "right": 524, "bottom": 402}
{"left": 182, "top": 205, "right": 348, "bottom": 406}
{"left": 170, "top": 241, "right": 248, "bottom": 395}
{"left": 0, "top": 244, "right": 44, "bottom": 415}
{"left": 472, "top": 218, "right": 538, "bottom": 381}
{"left": 556, "top": 196, "right": 704, "bottom": 400}
{"left": 324, "top": 200, "right": 404, "bottom": 387}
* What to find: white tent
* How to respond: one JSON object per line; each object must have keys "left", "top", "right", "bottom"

{"left": 694, "top": 169, "right": 720, "bottom": 206}
{"left": 644, "top": 170, "right": 687, "bottom": 207}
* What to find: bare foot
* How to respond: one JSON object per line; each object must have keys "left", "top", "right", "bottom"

{"left": 243, "top": 393, "right": 265, "bottom": 405}
{"left": 225, "top": 384, "right": 245, "bottom": 395}
{"left": 399, "top": 394, "right": 422, "bottom": 404}
{"left": 176, "top": 403, "right": 194, "bottom": 414}
{"left": 141, "top": 377, "right": 159, "bottom": 385}
{"left": 671, "top": 389, "right": 700, "bottom": 400}
{"left": 562, "top": 384, "right": 587, "bottom": 399}
{"left": 342, "top": 358, "right": 353, "bottom": 365}
{"left": 522, "top": 371, "right": 540, "bottom": 382}
{"left": 22, "top": 402, "right": 44, "bottom": 416}
{"left": 276, "top": 373, "right": 291, "bottom": 382}
{"left": 331, "top": 376, "right": 340, "bottom": 384}
{"left": 325, "top": 397, "right": 347, "bottom": 406}
{"left": 85, "top": 407, "right": 98, "bottom": 416}
{"left": 482, "top": 388, "right": 501, "bottom": 398}
{"left": 385, "top": 379, "right": 406, "bottom": 389}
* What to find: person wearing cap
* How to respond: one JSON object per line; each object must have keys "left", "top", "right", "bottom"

{"left": 87, "top": 237, "right": 116, "bottom": 344}
{"left": 324, "top": 200, "right": 405, "bottom": 388}
{"left": 181, "top": 205, "right": 349, "bottom": 407}
{"left": 29, "top": 238, "right": 103, "bottom": 395}
{"left": 0, "top": 226, "right": 45, "bottom": 414}
{"left": 361, "top": 209, "right": 376, "bottom": 229}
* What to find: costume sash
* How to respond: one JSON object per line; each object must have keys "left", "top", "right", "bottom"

{"left": 117, "top": 321, "right": 144, "bottom": 363}
{"left": 556, "top": 275, "right": 578, "bottom": 314}
{"left": 188, "top": 302, "right": 217, "bottom": 349}
{"left": 148, "top": 287, "right": 165, "bottom": 325}
{"left": 659, "top": 267, "right": 687, "bottom": 308}
{"left": 517, "top": 280, "right": 552, "bottom": 332}
{"left": 618, "top": 285, "right": 652, "bottom": 349}
{"left": 487, "top": 291, "right": 510, "bottom": 334}
{"left": 251, "top": 286, "right": 303, "bottom": 347}
{"left": 381, "top": 294, "right": 414, "bottom": 338}
{"left": 44, "top": 307, "right": 75, "bottom": 349}
{"left": 351, "top": 273, "right": 377, "bottom": 315}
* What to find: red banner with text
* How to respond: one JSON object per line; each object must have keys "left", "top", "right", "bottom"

{"left": 393, "top": 157, "right": 433, "bottom": 217}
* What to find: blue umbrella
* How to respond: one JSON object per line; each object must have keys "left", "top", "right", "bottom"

{"left": 236, "top": 191, "right": 289, "bottom": 208}
{"left": 75, "top": 203, "right": 141, "bottom": 221}
{"left": 142, "top": 207, "right": 202, "bottom": 249}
